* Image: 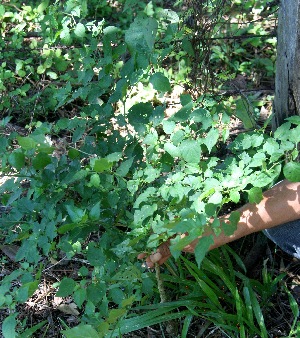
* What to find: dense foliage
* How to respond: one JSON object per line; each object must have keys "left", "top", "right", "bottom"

{"left": 1, "top": 0, "right": 299, "bottom": 337}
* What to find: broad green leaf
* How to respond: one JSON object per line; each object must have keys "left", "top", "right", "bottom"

{"left": 16, "top": 280, "right": 39, "bottom": 302}
{"left": 203, "top": 128, "right": 219, "bottom": 153}
{"left": 170, "top": 235, "right": 195, "bottom": 260}
{"left": 248, "top": 187, "right": 263, "bottom": 204}
{"left": 62, "top": 325, "right": 100, "bottom": 338}
{"left": 208, "top": 191, "right": 222, "bottom": 204}
{"left": 169, "top": 101, "right": 193, "bottom": 122}
{"left": 283, "top": 162, "right": 300, "bottom": 182}
{"left": 73, "top": 288, "right": 87, "bottom": 308}
{"left": 180, "top": 94, "right": 192, "bottom": 105}
{"left": 164, "top": 142, "right": 180, "bottom": 158}
{"left": 194, "top": 235, "right": 214, "bottom": 268}
{"left": 179, "top": 139, "right": 201, "bottom": 163}
{"left": 74, "top": 22, "right": 86, "bottom": 37}
{"left": 116, "top": 157, "right": 134, "bottom": 177}
{"left": 190, "top": 108, "right": 212, "bottom": 130}
{"left": 229, "top": 190, "right": 240, "bottom": 203}
{"left": 89, "top": 173, "right": 100, "bottom": 187}
{"left": 287, "top": 116, "right": 300, "bottom": 124}
{"left": 134, "top": 204, "right": 157, "bottom": 224}
{"left": 92, "top": 158, "right": 112, "bottom": 172}
{"left": 65, "top": 204, "right": 86, "bottom": 223}
{"left": 144, "top": 166, "right": 160, "bottom": 183}
{"left": 106, "top": 152, "right": 123, "bottom": 162}
{"left": 87, "top": 243, "right": 105, "bottom": 266}
{"left": 182, "top": 37, "right": 194, "bottom": 56}
{"left": 37, "top": 1, "right": 48, "bottom": 13}
{"left": 87, "top": 283, "right": 105, "bottom": 305}
{"left": 162, "top": 120, "right": 176, "bottom": 134}
{"left": 103, "top": 25, "right": 121, "bottom": 37}
{"left": 2, "top": 314, "right": 17, "bottom": 338}
{"left": 222, "top": 211, "right": 240, "bottom": 236}
{"left": 143, "top": 132, "right": 158, "bottom": 145}
{"left": 171, "top": 130, "right": 185, "bottom": 145}
{"left": 37, "top": 64, "right": 46, "bottom": 74}
{"left": 149, "top": 72, "right": 171, "bottom": 92}
{"left": 60, "top": 27, "right": 72, "bottom": 44}
{"left": 17, "top": 136, "right": 36, "bottom": 150}
{"left": 274, "top": 122, "right": 291, "bottom": 140}
{"left": 199, "top": 188, "right": 215, "bottom": 201}
{"left": 89, "top": 202, "right": 100, "bottom": 221}
{"left": 134, "top": 187, "right": 156, "bottom": 208}
{"left": 56, "top": 277, "right": 76, "bottom": 297}
{"left": 125, "top": 17, "right": 158, "bottom": 55}
{"left": 107, "top": 308, "right": 127, "bottom": 324}
{"left": 46, "top": 71, "right": 58, "bottom": 79}
{"left": 235, "top": 98, "right": 256, "bottom": 129}
{"left": 8, "top": 151, "right": 25, "bottom": 170}
{"left": 127, "top": 102, "right": 153, "bottom": 132}
{"left": 32, "top": 152, "right": 51, "bottom": 170}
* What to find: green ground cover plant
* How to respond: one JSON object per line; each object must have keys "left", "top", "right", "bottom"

{"left": 1, "top": 0, "right": 299, "bottom": 336}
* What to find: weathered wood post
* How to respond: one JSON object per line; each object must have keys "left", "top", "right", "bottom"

{"left": 273, "top": 0, "right": 300, "bottom": 130}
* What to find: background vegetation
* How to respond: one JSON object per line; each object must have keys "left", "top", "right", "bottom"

{"left": 0, "top": 0, "right": 299, "bottom": 337}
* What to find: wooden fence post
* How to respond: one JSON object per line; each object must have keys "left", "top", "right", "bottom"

{"left": 273, "top": 0, "right": 300, "bottom": 130}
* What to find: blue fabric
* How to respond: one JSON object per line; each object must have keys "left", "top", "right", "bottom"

{"left": 264, "top": 219, "right": 300, "bottom": 259}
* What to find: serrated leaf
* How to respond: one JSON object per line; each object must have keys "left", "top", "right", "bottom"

{"left": 283, "top": 162, "right": 300, "bottom": 182}
{"left": 150, "top": 72, "right": 171, "bottom": 92}
{"left": 56, "top": 277, "right": 76, "bottom": 297}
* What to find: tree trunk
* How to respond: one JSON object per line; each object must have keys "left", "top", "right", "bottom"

{"left": 273, "top": 0, "right": 300, "bottom": 130}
